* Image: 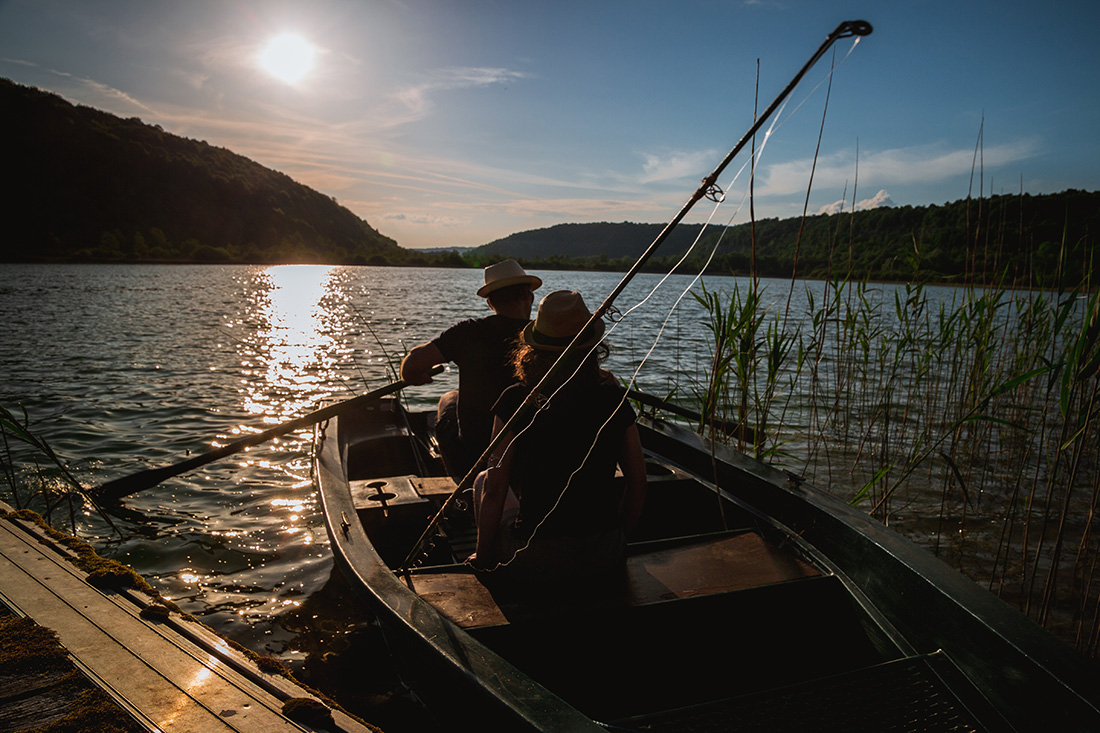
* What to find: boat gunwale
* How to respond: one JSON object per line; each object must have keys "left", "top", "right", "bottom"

{"left": 313, "top": 413, "right": 606, "bottom": 732}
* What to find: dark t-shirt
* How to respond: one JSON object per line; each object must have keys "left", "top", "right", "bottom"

{"left": 492, "top": 378, "right": 636, "bottom": 537}
{"left": 433, "top": 314, "right": 528, "bottom": 456}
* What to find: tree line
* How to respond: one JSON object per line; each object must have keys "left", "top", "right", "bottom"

{"left": 471, "top": 190, "right": 1100, "bottom": 287}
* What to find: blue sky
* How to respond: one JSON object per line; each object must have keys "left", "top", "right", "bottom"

{"left": 2, "top": 1, "right": 1098, "bottom": 249}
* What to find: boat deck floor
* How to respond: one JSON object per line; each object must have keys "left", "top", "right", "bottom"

{"left": 0, "top": 504, "right": 373, "bottom": 733}
{"left": 408, "top": 530, "right": 820, "bottom": 629}
{"left": 623, "top": 652, "right": 990, "bottom": 733}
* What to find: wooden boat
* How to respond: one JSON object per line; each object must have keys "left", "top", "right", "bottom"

{"left": 314, "top": 395, "right": 1100, "bottom": 732}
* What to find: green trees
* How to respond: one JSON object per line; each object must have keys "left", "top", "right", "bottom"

{"left": 467, "top": 191, "right": 1100, "bottom": 286}
{"left": 1, "top": 78, "right": 402, "bottom": 265}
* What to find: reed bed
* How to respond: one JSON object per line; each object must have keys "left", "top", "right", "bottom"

{"left": 1, "top": 403, "right": 95, "bottom": 534}
{"left": 691, "top": 254, "right": 1100, "bottom": 655}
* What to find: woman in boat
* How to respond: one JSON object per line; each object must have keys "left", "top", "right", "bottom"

{"left": 469, "top": 290, "right": 647, "bottom": 585}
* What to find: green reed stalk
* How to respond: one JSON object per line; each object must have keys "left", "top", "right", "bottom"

{"left": 1, "top": 404, "right": 109, "bottom": 534}
{"left": 691, "top": 185, "right": 1098, "bottom": 653}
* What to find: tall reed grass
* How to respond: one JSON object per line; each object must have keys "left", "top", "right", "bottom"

{"left": 692, "top": 216, "right": 1100, "bottom": 657}
{"left": 1, "top": 403, "right": 96, "bottom": 533}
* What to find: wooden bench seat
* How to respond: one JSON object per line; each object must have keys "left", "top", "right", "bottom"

{"left": 407, "top": 530, "right": 820, "bottom": 630}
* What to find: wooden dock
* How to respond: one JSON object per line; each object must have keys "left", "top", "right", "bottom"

{"left": 0, "top": 502, "right": 377, "bottom": 732}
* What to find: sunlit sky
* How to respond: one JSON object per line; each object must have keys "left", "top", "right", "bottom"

{"left": 2, "top": 1, "right": 1098, "bottom": 249}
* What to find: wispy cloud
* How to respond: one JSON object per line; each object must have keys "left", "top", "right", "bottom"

{"left": 2, "top": 57, "right": 39, "bottom": 68}
{"left": 67, "top": 75, "right": 158, "bottom": 115}
{"left": 379, "top": 211, "right": 469, "bottom": 227}
{"left": 639, "top": 148, "right": 720, "bottom": 184}
{"left": 818, "top": 189, "right": 895, "bottom": 215}
{"left": 4, "top": 62, "right": 159, "bottom": 117}
{"left": 383, "top": 66, "right": 528, "bottom": 127}
{"left": 758, "top": 139, "right": 1041, "bottom": 196}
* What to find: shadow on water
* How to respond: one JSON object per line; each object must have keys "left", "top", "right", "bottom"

{"left": 277, "top": 567, "right": 439, "bottom": 732}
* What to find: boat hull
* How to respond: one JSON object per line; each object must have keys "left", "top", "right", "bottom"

{"left": 314, "top": 398, "right": 1100, "bottom": 731}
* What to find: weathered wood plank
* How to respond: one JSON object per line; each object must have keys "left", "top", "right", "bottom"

{"left": 0, "top": 509, "right": 375, "bottom": 733}
{"left": 0, "top": 670, "right": 75, "bottom": 733}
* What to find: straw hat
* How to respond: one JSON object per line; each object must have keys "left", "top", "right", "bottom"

{"left": 521, "top": 290, "right": 606, "bottom": 351}
{"left": 476, "top": 259, "right": 543, "bottom": 298}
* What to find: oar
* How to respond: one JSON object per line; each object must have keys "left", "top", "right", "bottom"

{"left": 94, "top": 368, "right": 441, "bottom": 503}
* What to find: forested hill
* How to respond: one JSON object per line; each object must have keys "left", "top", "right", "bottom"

{"left": 474, "top": 190, "right": 1100, "bottom": 284}
{"left": 1, "top": 78, "right": 403, "bottom": 264}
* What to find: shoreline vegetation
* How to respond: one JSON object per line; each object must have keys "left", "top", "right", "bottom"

{"left": 686, "top": 274, "right": 1100, "bottom": 655}
{"left": 5, "top": 186, "right": 1099, "bottom": 292}
{"left": 672, "top": 188, "right": 1100, "bottom": 658}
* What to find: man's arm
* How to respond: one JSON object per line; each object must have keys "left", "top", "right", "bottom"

{"left": 400, "top": 342, "right": 446, "bottom": 385}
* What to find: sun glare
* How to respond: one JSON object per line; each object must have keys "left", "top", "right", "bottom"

{"left": 258, "top": 33, "right": 316, "bottom": 85}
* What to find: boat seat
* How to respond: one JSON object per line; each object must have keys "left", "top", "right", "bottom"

{"left": 406, "top": 530, "right": 820, "bottom": 630}
{"left": 622, "top": 530, "right": 819, "bottom": 603}
{"left": 350, "top": 476, "right": 429, "bottom": 513}
{"left": 350, "top": 474, "right": 461, "bottom": 511}
{"left": 411, "top": 476, "right": 459, "bottom": 498}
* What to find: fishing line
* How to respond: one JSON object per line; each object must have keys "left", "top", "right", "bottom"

{"left": 502, "top": 38, "right": 868, "bottom": 560}
{"left": 402, "top": 21, "right": 874, "bottom": 571}
{"left": 783, "top": 45, "right": 839, "bottom": 322}
{"left": 491, "top": 92, "right": 793, "bottom": 569}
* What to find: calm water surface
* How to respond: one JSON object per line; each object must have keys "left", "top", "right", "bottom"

{"left": 1, "top": 263, "right": 1087, "bottom": 722}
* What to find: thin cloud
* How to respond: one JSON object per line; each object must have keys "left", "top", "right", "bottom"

{"left": 639, "top": 149, "right": 720, "bottom": 184}
{"left": 379, "top": 212, "right": 468, "bottom": 227}
{"left": 29, "top": 67, "right": 159, "bottom": 116}
{"left": 385, "top": 66, "right": 528, "bottom": 126}
{"left": 759, "top": 140, "right": 1040, "bottom": 196}
{"left": 818, "top": 189, "right": 895, "bottom": 215}
{"left": 2, "top": 57, "right": 39, "bottom": 68}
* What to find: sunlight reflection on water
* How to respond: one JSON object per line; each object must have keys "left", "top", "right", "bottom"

{"left": 242, "top": 264, "right": 343, "bottom": 422}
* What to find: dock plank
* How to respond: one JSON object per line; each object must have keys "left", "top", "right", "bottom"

{"left": 0, "top": 510, "right": 372, "bottom": 732}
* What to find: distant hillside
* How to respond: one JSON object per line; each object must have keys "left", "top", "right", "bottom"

{"left": 472, "top": 191, "right": 1100, "bottom": 284}
{"left": 1, "top": 78, "right": 402, "bottom": 264}
{"left": 475, "top": 222, "right": 710, "bottom": 261}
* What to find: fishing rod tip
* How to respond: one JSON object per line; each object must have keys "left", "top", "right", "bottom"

{"left": 840, "top": 20, "right": 873, "bottom": 37}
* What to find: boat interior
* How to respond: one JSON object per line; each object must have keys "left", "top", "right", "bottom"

{"left": 333, "top": 398, "right": 1002, "bottom": 730}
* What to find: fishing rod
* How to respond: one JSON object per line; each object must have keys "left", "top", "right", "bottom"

{"left": 400, "top": 19, "right": 873, "bottom": 570}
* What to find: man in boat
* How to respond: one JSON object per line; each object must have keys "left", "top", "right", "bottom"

{"left": 469, "top": 290, "right": 647, "bottom": 582}
{"left": 400, "top": 259, "right": 542, "bottom": 481}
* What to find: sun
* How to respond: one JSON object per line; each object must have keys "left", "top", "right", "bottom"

{"left": 258, "top": 33, "right": 316, "bottom": 85}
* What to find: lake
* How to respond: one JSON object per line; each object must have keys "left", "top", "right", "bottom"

{"left": 1, "top": 263, "right": 1093, "bottom": 725}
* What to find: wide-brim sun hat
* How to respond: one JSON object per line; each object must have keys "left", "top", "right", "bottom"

{"left": 476, "top": 259, "right": 543, "bottom": 298}
{"left": 521, "top": 290, "right": 606, "bottom": 351}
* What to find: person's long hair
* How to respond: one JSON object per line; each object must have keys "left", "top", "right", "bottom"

{"left": 513, "top": 341, "right": 611, "bottom": 389}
